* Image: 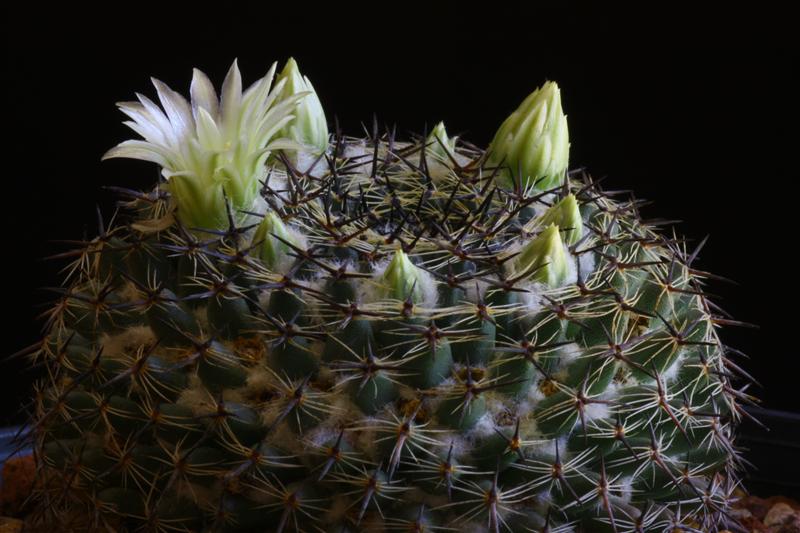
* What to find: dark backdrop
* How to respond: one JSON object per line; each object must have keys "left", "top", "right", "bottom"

{"left": 4, "top": 5, "right": 795, "bottom": 430}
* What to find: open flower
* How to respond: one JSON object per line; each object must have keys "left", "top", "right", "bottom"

{"left": 103, "top": 59, "right": 309, "bottom": 230}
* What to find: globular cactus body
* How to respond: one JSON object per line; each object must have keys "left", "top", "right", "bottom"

{"left": 23, "top": 59, "right": 749, "bottom": 532}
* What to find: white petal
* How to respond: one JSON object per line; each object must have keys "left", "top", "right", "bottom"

{"left": 195, "top": 107, "right": 222, "bottom": 150}
{"left": 242, "top": 62, "right": 276, "bottom": 106}
{"left": 190, "top": 68, "right": 219, "bottom": 122}
{"left": 135, "top": 92, "right": 177, "bottom": 147}
{"left": 256, "top": 114, "right": 297, "bottom": 148}
{"left": 240, "top": 78, "right": 268, "bottom": 132}
{"left": 254, "top": 92, "right": 308, "bottom": 143}
{"left": 117, "top": 102, "right": 168, "bottom": 145}
{"left": 151, "top": 77, "right": 194, "bottom": 141}
{"left": 121, "top": 120, "right": 166, "bottom": 146}
{"left": 264, "top": 138, "right": 305, "bottom": 152}
{"left": 220, "top": 58, "right": 243, "bottom": 136}
{"left": 102, "top": 140, "right": 172, "bottom": 167}
{"left": 260, "top": 76, "right": 288, "bottom": 118}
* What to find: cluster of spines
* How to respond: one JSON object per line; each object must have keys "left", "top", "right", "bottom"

{"left": 15, "top": 121, "right": 756, "bottom": 533}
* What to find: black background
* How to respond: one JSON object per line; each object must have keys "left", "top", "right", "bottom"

{"left": 4, "top": 2, "right": 796, "bottom": 446}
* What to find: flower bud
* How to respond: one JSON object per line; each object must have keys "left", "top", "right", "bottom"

{"left": 538, "top": 194, "right": 583, "bottom": 245}
{"left": 488, "top": 81, "right": 569, "bottom": 192}
{"left": 251, "top": 211, "right": 297, "bottom": 269}
{"left": 515, "top": 223, "right": 569, "bottom": 287}
{"left": 426, "top": 121, "right": 457, "bottom": 161}
{"left": 381, "top": 249, "right": 426, "bottom": 302}
{"left": 275, "top": 58, "right": 329, "bottom": 154}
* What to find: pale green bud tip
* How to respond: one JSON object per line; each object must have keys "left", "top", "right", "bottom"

{"left": 426, "top": 121, "right": 457, "bottom": 160}
{"left": 540, "top": 194, "right": 583, "bottom": 245}
{"left": 276, "top": 57, "right": 329, "bottom": 154}
{"left": 252, "top": 211, "right": 297, "bottom": 269}
{"left": 516, "top": 223, "right": 569, "bottom": 287}
{"left": 381, "top": 249, "right": 425, "bottom": 302}
{"left": 488, "top": 81, "right": 570, "bottom": 192}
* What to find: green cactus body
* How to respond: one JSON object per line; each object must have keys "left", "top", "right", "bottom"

{"left": 23, "top": 61, "right": 748, "bottom": 532}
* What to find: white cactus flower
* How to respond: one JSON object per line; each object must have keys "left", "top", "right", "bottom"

{"left": 102, "top": 59, "right": 309, "bottom": 230}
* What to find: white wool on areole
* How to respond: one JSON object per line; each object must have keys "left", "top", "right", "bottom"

{"left": 577, "top": 249, "right": 597, "bottom": 279}
{"left": 267, "top": 220, "right": 309, "bottom": 273}
{"left": 248, "top": 193, "right": 270, "bottom": 219}
{"left": 558, "top": 342, "right": 584, "bottom": 367}
{"left": 445, "top": 432, "right": 473, "bottom": 458}
{"left": 426, "top": 377, "right": 457, "bottom": 413}
{"left": 416, "top": 263, "right": 440, "bottom": 309}
{"left": 563, "top": 244, "right": 579, "bottom": 285}
{"left": 294, "top": 149, "right": 328, "bottom": 178}
{"left": 304, "top": 424, "right": 345, "bottom": 450}
{"left": 509, "top": 281, "right": 542, "bottom": 318}
{"left": 661, "top": 352, "right": 685, "bottom": 384}
{"left": 522, "top": 382, "right": 547, "bottom": 412}
{"left": 616, "top": 475, "right": 635, "bottom": 505}
{"left": 583, "top": 398, "right": 611, "bottom": 422}
{"left": 468, "top": 410, "right": 499, "bottom": 439}
{"left": 464, "top": 276, "right": 491, "bottom": 302}
{"left": 537, "top": 435, "right": 567, "bottom": 459}
{"left": 342, "top": 139, "right": 369, "bottom": 160}
{"left": 99, "top": 325, "right": 156, "bottom": 359}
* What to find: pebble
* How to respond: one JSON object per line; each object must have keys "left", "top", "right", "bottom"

{"left": 0, "top": 517, "right": 22, "bottom": 533}
{"left": 765, "top": 502, "right": 798, "bottom": 527}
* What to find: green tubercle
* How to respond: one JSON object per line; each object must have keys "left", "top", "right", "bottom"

{"left": 276, "top": 57, "right": 329, "bottom": 155}
{"left": 251, "top": 211, "right": 298, "bottom": 269}
{"left": 426, "top": 121, "right": 457, "bottom": 160}
{"left": 487, "top": 81, "right": 569, "bottom": 192}
{"left": 515, "top": 223, "right": 569, "bottom": 287}
{"left": 539, "top": 193, "right": 583, "bottom": 245}
{"left": 380, "top": 249, "right": 426, "bottom": 303}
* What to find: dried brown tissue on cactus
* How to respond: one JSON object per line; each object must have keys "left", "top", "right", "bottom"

{"left": 18, "top": 56, "right": 754, "bottom": 532}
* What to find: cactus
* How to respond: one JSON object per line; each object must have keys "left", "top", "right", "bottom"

{"left": 20, "top": 59, "right": 751, "bottom": 532}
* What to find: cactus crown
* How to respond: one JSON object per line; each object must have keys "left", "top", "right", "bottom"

{"left": 24, "top": 60, "right": 748, "bottom": 533}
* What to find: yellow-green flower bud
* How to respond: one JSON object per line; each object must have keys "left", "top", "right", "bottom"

{"left": 275, "top": 58, "right": 329, "bottom": 155}
{"left": 381, "top": 249, "right": 426, "bottom": 302}
{"left": 251, "top": 211, "right": 297, "bottom": 269}
{"left": 426, "top": 121, "right": 457, "bottom": 161}
{"left": 538, "top": 194, "right": 583, "bottom": 245}
{"left": 515, "top": 223, "right": 569, "bottom": 287}
{"left": 488, "top": 81, "right": 569, "bottom": 192}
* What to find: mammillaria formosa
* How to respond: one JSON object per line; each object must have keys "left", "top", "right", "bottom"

{"left": 18, "top": 57, "right": 754, "bottom": 532}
